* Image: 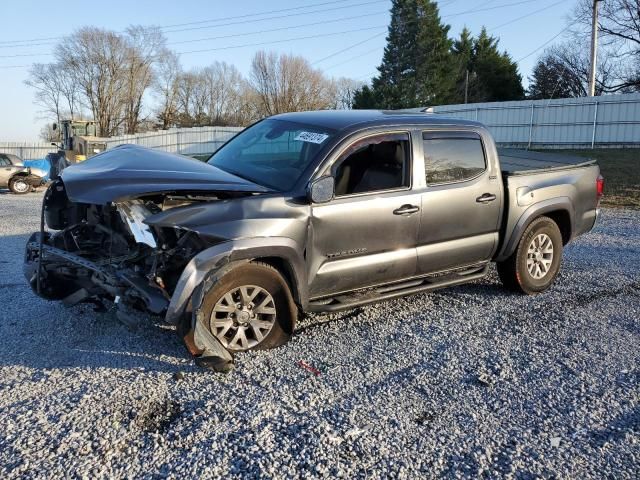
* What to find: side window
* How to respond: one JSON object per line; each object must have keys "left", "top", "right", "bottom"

{"left": 0, "top": 156, "right": 8, "bottom": 166}
{"left": 333, "top": 133, "right": 410, "bottom": 196}
{"left": 423, "top": 133, "right": 486, "bottom": 184}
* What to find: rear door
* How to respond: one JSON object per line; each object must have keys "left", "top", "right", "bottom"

{"left": 308, "top": 131, "right": 422, "bottom": 298}
{"left": 416, "top": 130, "right": 502, "bottom": 274}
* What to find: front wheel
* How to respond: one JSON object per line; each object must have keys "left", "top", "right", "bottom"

{"left": 8, "top": 176, "right": 32, "bottom": 194}
{"left": 497, "top": 216, "right": 563, "bottom": 295}
{"left": 199, "top": 262, "right": 297, "bottom": 352}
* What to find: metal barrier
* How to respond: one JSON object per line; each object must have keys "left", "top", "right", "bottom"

{"left": 431, "top": 93, "right": 640, "bottom": 149}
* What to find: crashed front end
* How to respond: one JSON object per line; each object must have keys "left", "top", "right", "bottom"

{"left": 23, "top": 146, "right": 273, "bottom": 371}
{"left": 24, "top": 181, "right": 208, "bottom": 317}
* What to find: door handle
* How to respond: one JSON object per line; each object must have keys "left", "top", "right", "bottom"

{"left": 476, "top": 193, "right": 496, "bottom": 203}
{"left": 393, "top": 204, "right": 420, "bottom": 215}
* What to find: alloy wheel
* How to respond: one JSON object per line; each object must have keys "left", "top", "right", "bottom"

{"left": 210, "top": 285, "right": 277, "bottom": 351}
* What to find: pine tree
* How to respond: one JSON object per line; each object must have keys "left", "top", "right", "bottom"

{"left": 451, "top": 27, "right": 477, "bottom": 103}
{"left": 352, "top": 85, "right": 381, "bottom": 109}
{"left": 355, "top": 0, "right": 454, "bottom": 109}
{"left": 472, "top": 28, "right": 524, "bottom": 102}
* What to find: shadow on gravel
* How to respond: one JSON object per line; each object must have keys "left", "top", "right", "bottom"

{"left": 0, "top": 232, "right": 190, "bottom": 374}
{"left": 589, "top": 406, "right": 640, "bottom": 447}
{"left": 295, "top": 280, "right": 512, "bottom": 335}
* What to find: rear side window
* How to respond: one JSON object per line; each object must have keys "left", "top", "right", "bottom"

{"left": 423, "top": 133, "right": 486, "bottom": 184}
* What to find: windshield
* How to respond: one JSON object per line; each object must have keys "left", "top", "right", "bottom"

{"left": 208, "top": 118, "right": 335, "bottom": 191}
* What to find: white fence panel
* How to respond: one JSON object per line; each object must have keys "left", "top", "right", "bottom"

{"left": 104, "top": 126, "right": 244, "bottom": 155}
{"left": 432, "top": 93, "right": 640, "bottom": 149}
{"left": 0, "top": 142, "right": 57, "bottom": 161}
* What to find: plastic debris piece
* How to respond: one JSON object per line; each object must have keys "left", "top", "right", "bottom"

{"left": 298, "top": 360, "right": 321, "bottom": 376}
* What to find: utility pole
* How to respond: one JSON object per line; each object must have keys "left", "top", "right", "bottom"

{"left": 464, "top": 69, "right": 469, "bottom": 104}
{"left": 588, "top": 0, "right": 602, "bottom": 97}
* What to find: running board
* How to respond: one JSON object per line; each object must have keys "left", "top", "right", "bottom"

{"left": 307, "top": 264, "right": 489, "bottom": 313}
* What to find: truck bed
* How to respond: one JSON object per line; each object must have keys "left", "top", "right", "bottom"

{"left": 498, "top": 149, "right": 597, "bottom": 176}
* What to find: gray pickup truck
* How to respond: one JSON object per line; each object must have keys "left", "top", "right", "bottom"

{"left": 24, "top": 110, "right": 603, "bottom": 369}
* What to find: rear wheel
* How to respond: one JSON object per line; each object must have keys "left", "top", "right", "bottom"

{"left": 497, "top": 216, "right": 563, "bottom": 295}
{"left": 8, "top": 176, "right": 32, "bottom": 194}
{"left": 199, "top": 262, "right": 296, "bottom": 352}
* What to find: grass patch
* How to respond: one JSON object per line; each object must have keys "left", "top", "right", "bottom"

{"left": 543, "top": 149, "right": 640, "bottom": 209}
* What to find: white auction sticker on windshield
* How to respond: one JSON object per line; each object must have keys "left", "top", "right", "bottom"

{"left": 294, "top": 131, "right": 329, "bottom": 144}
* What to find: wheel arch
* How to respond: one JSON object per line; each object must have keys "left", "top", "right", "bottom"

{"left": 165, "top": 237, "right": 308, "bottom": 325}
{"left": 496, "top": 197, "right": 575, "bottom": 262}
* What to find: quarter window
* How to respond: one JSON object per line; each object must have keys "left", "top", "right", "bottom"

{"left": 423, "top": 134, "right": 486, "bottom": 184}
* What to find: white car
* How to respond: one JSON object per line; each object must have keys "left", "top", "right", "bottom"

{"left": 0, "top": 153, "right": 47, "bottom": 194}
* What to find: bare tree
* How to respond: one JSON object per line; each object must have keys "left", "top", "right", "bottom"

{"left": 330, "top": 77, "right": 365, "bottom": 109}
{"left": 25, "top": 63, "right": 65, "bottom": 126}
{"left": 529, "top": 41, "right": 630, "bottom": 98}
{"left": 26, "top": 61, "right": 83, "bottom": 127}
{"left": 39, "top": 123, "right": 59, "bottom": 142}
{"left": 53, "top": 26, "right": 166, "bottom": 136}
{"left": 122, "top": 26, "right": 166, "bottom": 134}
{"left": 56, "top": 27, "right": 129, "bottom": 136}
{"left": 249, "top": 51, "right": 336, "bottom": 116}
{"left": 176, "top": 69, "right": 209, "bottom": 126}
{"left": 202, "top": 61, "right": 245, "bottom": 125}
{"left": 571, "top": 0, "right": 640, "bottom": 92}
{"left": 153, "top": 50, "right": 181, "bottom": 128}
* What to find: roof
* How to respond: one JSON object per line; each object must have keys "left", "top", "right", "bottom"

{"left": 271, "top": 109, "right": 483, "bottom": 131}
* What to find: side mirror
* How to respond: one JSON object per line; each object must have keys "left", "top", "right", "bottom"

{"left": 309, "top": 176, "right": 335, "bottom": 204}
{"left": 52, "top": 123, "right": 57, "bottom": 131}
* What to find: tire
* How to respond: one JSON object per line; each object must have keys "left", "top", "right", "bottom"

{"left": 8, "top": 176, "right": 32, "bottom": 194}
{"left": 497, "top": 216, "right": 563, "bottom": 295}
{"left": 198, "top": 261, "right": 297, "bottom": 352}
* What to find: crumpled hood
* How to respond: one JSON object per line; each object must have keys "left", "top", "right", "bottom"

{"left": 61, "top": 144, "right": 271, "bottom": 204}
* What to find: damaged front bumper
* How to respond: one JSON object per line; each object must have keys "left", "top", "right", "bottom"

{"left": 24, "top": 235, "right": 168, "bottom": 313}
{"left": 24, "top": 234, "right": 234, "bottom": 370}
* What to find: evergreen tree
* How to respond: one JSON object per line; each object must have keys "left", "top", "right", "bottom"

{"left": 451, "top": 27, "right": 478, "bottom": 103}
{"left": 472, "top": 28, "right": 525, "bottom": 102}
{"left": 352, "top": 85, "right": 381, "bottom": 109}
{"left": 355, "top": 0, "right": 454, "bottom": 109}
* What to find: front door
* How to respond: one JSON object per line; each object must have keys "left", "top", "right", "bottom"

{"left": 416, "top": 131, "right": 502, "bottom": 274}
{"left": 308, "top": 132, "right": 421, "bottom": 298}
{"left": 0, "top": 156, "right": 13, "bottom": 187}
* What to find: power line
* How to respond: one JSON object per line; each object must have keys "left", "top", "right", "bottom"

{"left": 322, "top": 45, "right": 386, "bottom": 71}
{"left": 1, "top": 0, "right": 540, "bottom": 56}
{"left": 170, "top": 10, "right": 389, "bottom": 46}
{"left": 487, "top": 0, "right": 566, "bottom": 31}
{"left": 0, "top": 0, "right": 570, "bottom": 70}
{"left": 176, "top": 26, "right": 387, "bottom": 56}
{"left": 311, "top": 32, "right": 386, "bottom": 66}
{"left": 312, "top": 0, "right": 542, "bottom": 66}
{"left": 0, "top": 0, "right": 388, "bottom": 48}
{"left": 514, "top": 23, "right": 575, "bottom": 64}
{"left": 311, "top": 0, "right": 546, "bottom": 70}
{"left": 160, "top": 0, "right": 389, "bottom": 35}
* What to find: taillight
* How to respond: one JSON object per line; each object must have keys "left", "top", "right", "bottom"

{"left": 596, "top": 174, "right": 604, "bottom": 199}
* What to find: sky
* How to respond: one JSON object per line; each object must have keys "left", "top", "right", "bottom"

{"left": 0, "top": 0, "right": 577, "bottom": 141}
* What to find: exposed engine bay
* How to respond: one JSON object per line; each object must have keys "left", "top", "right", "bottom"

{"left": 24, "top": 178, "right": 243, "bottom": 317}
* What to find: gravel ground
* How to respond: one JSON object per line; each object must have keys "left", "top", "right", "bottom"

{"left": 0, "top": 190, "right": 638, "bottom": 479}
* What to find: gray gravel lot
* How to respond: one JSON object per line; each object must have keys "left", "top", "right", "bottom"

{"left": 0, "top": 190, "right": 638, "bottom": 479}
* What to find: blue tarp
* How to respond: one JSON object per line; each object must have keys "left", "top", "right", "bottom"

{"left": 23, "top": 158, "right": 51, "bottom": 181}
